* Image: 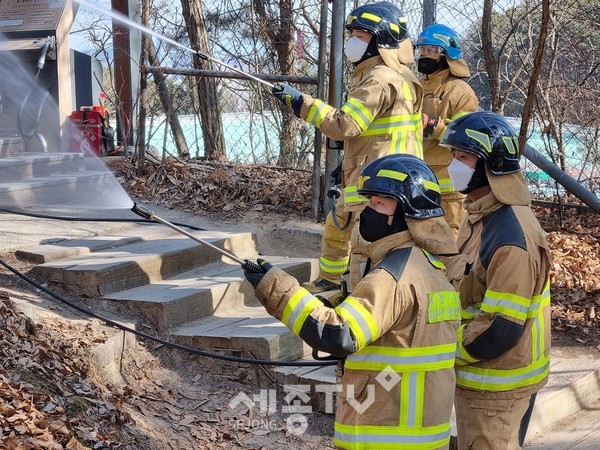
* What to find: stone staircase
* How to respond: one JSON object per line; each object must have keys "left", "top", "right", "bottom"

{"left": 14, "top": 221, "right": 338, "bottom": 411}
{"left": 0, "top": 137, "right": 122, "bottom": 209}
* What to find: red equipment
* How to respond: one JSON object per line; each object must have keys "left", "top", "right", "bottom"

{"left": 70, "top": 110, "right": 104, "bottom": 156}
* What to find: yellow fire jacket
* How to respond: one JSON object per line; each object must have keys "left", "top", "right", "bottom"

{"left": 446, "top": 192, "right": 552, "bottom": 399}
{"left": 299, "top": 56, "right": 423, "bottom": 212}
{"left": 421, "top": 68, "right": 479, "bottom": 193}
{"left": 254, "top": 231, "right": 460, "bottom": 449}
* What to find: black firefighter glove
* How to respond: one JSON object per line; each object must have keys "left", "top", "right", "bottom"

{"left": 272, "top": 83, "right": 304, "bottom": 118}
{"left": 243, "top": 258, "right": 273, "bottom": 289}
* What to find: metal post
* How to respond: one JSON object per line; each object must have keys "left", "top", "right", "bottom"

{"left": 523, "top": 144, "right": 600, "bottom": 213}
{"left": 312, "top": 1, "right": 330, "bottom": 220}
{"left": 423, "top": 0, "right": 436, "bottom": 28}
{"left": 324, "top": 0, "right": 345, "bottom": 215}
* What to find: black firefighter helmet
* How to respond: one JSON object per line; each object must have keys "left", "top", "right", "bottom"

{"left": 345, "top": 2, "right": 408, "bottom": 49}
{"left": 357, "top": 154, "right": 443, "bottom": 219}
{"left": 439, "top": 111, "right": 522, "bottom": 175}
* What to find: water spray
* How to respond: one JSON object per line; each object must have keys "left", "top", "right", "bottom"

{"left": 74, "top": 0, "right": 275, "bottom": 89}
{"left": 131, "top": 203, "right": 264, "bottom": 273}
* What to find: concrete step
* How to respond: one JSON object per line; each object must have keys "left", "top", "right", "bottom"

{"left": 170, "top": 307, "right": 306, "bottom": 362}
{"left": 0, "top": 136, "right": 24, "bottom": 157}
{"left": 270, "top": 359, "right": 337, "bottom": 413}
{"left": 0, "top": 170, "right": 122, "bottom": 209}
{"left": 103, "top": 256, "right": 316, "bottom": 331}
{"left": 527, "top": 349, "right": 600, "bottom": 438}
{"left": 0, "top": 153, "right": 86, "bottom": 181}
{"left": 31, "top": 228, "right": 260, "bottom": 296}
{"left": 17, "top": 224, "right": 177, "bottom": 263}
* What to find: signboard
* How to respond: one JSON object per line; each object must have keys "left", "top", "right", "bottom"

{"left": 0, "top": 0, "right": 68, "bottom": 33}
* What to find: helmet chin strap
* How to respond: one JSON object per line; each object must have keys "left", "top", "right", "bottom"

{"left": 353, "top": 37, "right": 380, "bottom": 66}
{"left": 390, "top": 204, "right": 409, "bottom": 233}
{"left": 461, "top": 158, "right": 489, "bottom": 194}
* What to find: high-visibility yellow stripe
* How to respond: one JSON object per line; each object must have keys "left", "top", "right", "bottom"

{"left": 344, "top": 185, "right": 368, "bottom": 205}
{"left": 455, "top": 324, "right": 479, "bottom": 365}
{"left": 345, "top": 343, "right": 456, "bottom": 372}
{"left": 319, "top": 255, "right": 349, "bottom": 275}
{"left": 456, "top": 355, "right": 550, "bottom": 391}
{"left": 437, "top": 177, "right": 454, "bottom": 192}
{"left": 341, "top": 98, "right": 373, "bottom": 131}
{"left": 402, "top": 81, "right": 413, "bottom": 102}
{"left": 335, "top": 297, "right": 380, "bottom": 350}
{"left": 281, "top": 288, "right": 322, "bottom": 335}
{"left": 334, "top": 421, "right": 451, "bottom": 449}
{"left": 377, "top": 169, "right": 407, "bottom": 181}
{"left": 360, "top": 12, "right": 381, "bottom": 23}
{"left": 481, "top": 289, "right": 531, "bottom": 322}
{"left": 306, "top": 99, "right": 333, "bottom": 128}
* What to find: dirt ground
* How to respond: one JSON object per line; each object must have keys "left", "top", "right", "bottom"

{"left": 1, "top": 159, "right": 599, "bottom": 449}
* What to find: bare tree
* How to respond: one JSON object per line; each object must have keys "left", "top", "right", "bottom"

{"left": 180, "top": 0, "right": 226, "bottom": 161}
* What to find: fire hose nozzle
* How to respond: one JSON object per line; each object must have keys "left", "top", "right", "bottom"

{"left": 327, "top": 185, "right": 341, "bottom": 199}
{"left": 131, "top": 203, "right": 154, "bottom": 220}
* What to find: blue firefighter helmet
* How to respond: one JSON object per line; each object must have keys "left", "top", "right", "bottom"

{"left": 416, "top": 24, "right": 463, "bottom": 60}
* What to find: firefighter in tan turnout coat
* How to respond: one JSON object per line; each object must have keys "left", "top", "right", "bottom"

{"left": 243, "top": 154, "right": 460, "bottom": 449}
{"left": 414, "top": 24, "right": 479, "bottom": 235}
{"left": 440, "top": 112, "right": 552, "bottom": 450}
{"left": 272, "top": 2, "right": 423, "bottom": 293}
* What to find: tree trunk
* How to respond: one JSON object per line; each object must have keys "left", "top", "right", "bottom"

{"left": 518, "top": 1, "right": 550, "bottom": 151}
{"left": 482, "top": 0, "right": 501, "bottom": 113}
{"left": 180, "top": 0, "right": 226, "bottom": 160}
{"left": 147, "top": 39, "right": 190, "bottom": 157}
{"left": 135, "top": 0, "right": 148, "bottom": 176}
{"left": 253, "top": 0, "right": 301, "bottom": 167}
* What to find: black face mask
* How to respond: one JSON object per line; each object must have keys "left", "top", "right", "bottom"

{"left": 359, "top": 206, "right": 393, "bottom": 242}
{"left": 418, "top": 57, "right": 449, "bottom": 75}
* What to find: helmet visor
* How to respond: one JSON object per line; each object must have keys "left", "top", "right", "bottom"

{"left": 415, "top": 44, "right": 444, "bottom": 58}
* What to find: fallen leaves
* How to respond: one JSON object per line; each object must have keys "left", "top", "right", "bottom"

{"left": 0, "top": 293, "right": 131, "bottom": 448}
{"left": 108, "top": 156, "right": 313, "bottom": 218}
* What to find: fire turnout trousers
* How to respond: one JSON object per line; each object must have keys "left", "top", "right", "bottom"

{"left": 318, "top": 201, "right": 357, "bottom": 284}
{"left": 455, "top": 393, "right": 533, "bottom": 450}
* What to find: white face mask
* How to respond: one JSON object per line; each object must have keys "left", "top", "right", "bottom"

{"left": 344, "top": 36, "right": 369, "bottom": 63}
{"left": 448, "top": 159, "right": 475, "bottom": 192}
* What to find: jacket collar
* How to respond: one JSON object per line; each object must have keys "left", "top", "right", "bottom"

{"left": 421, "top": 68, "right": 452, "bottom": 88}
{"left": 464, "top": 191, "right": 504, "bottom": 224}
{"left": 352, "top": 56, "right": 384, "bottom": 83}
{"left": 363, "top": 230, "right": 414, "bottom": 264}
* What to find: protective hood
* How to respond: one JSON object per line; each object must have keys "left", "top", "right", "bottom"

{"left": 486, "top": 166, "right": 531, "bottom": 205}
{"left": 406, "top": 216, "right": 458, "bottom": 256}
{"left": 447, "top": 57, "right": 471, "bottom": 78}
{"left": 380, "top": 39, "right": 414, "bottom": 70}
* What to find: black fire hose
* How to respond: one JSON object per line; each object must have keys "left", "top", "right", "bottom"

{"left": 131, "top": 203, "right": 263, "bottom": 274}
{"left": 0, "top": 207, "right": 338, "bottom": 366}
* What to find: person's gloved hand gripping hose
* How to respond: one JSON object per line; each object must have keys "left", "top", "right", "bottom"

{"left": 272, "top": 83, "right": 304, "bottom": 118}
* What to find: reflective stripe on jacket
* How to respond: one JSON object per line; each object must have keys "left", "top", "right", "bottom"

{"left": 300, "top": 56, "right": 423, "bottom": 212}
{"left": 421, "top": 69, "right": 478, "bottom": 193}
{"left": 255, "top": 231, "right": 460, "bottom": 449}
{"left": 446, "top": 192, "right": 552, "bottom": 399}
